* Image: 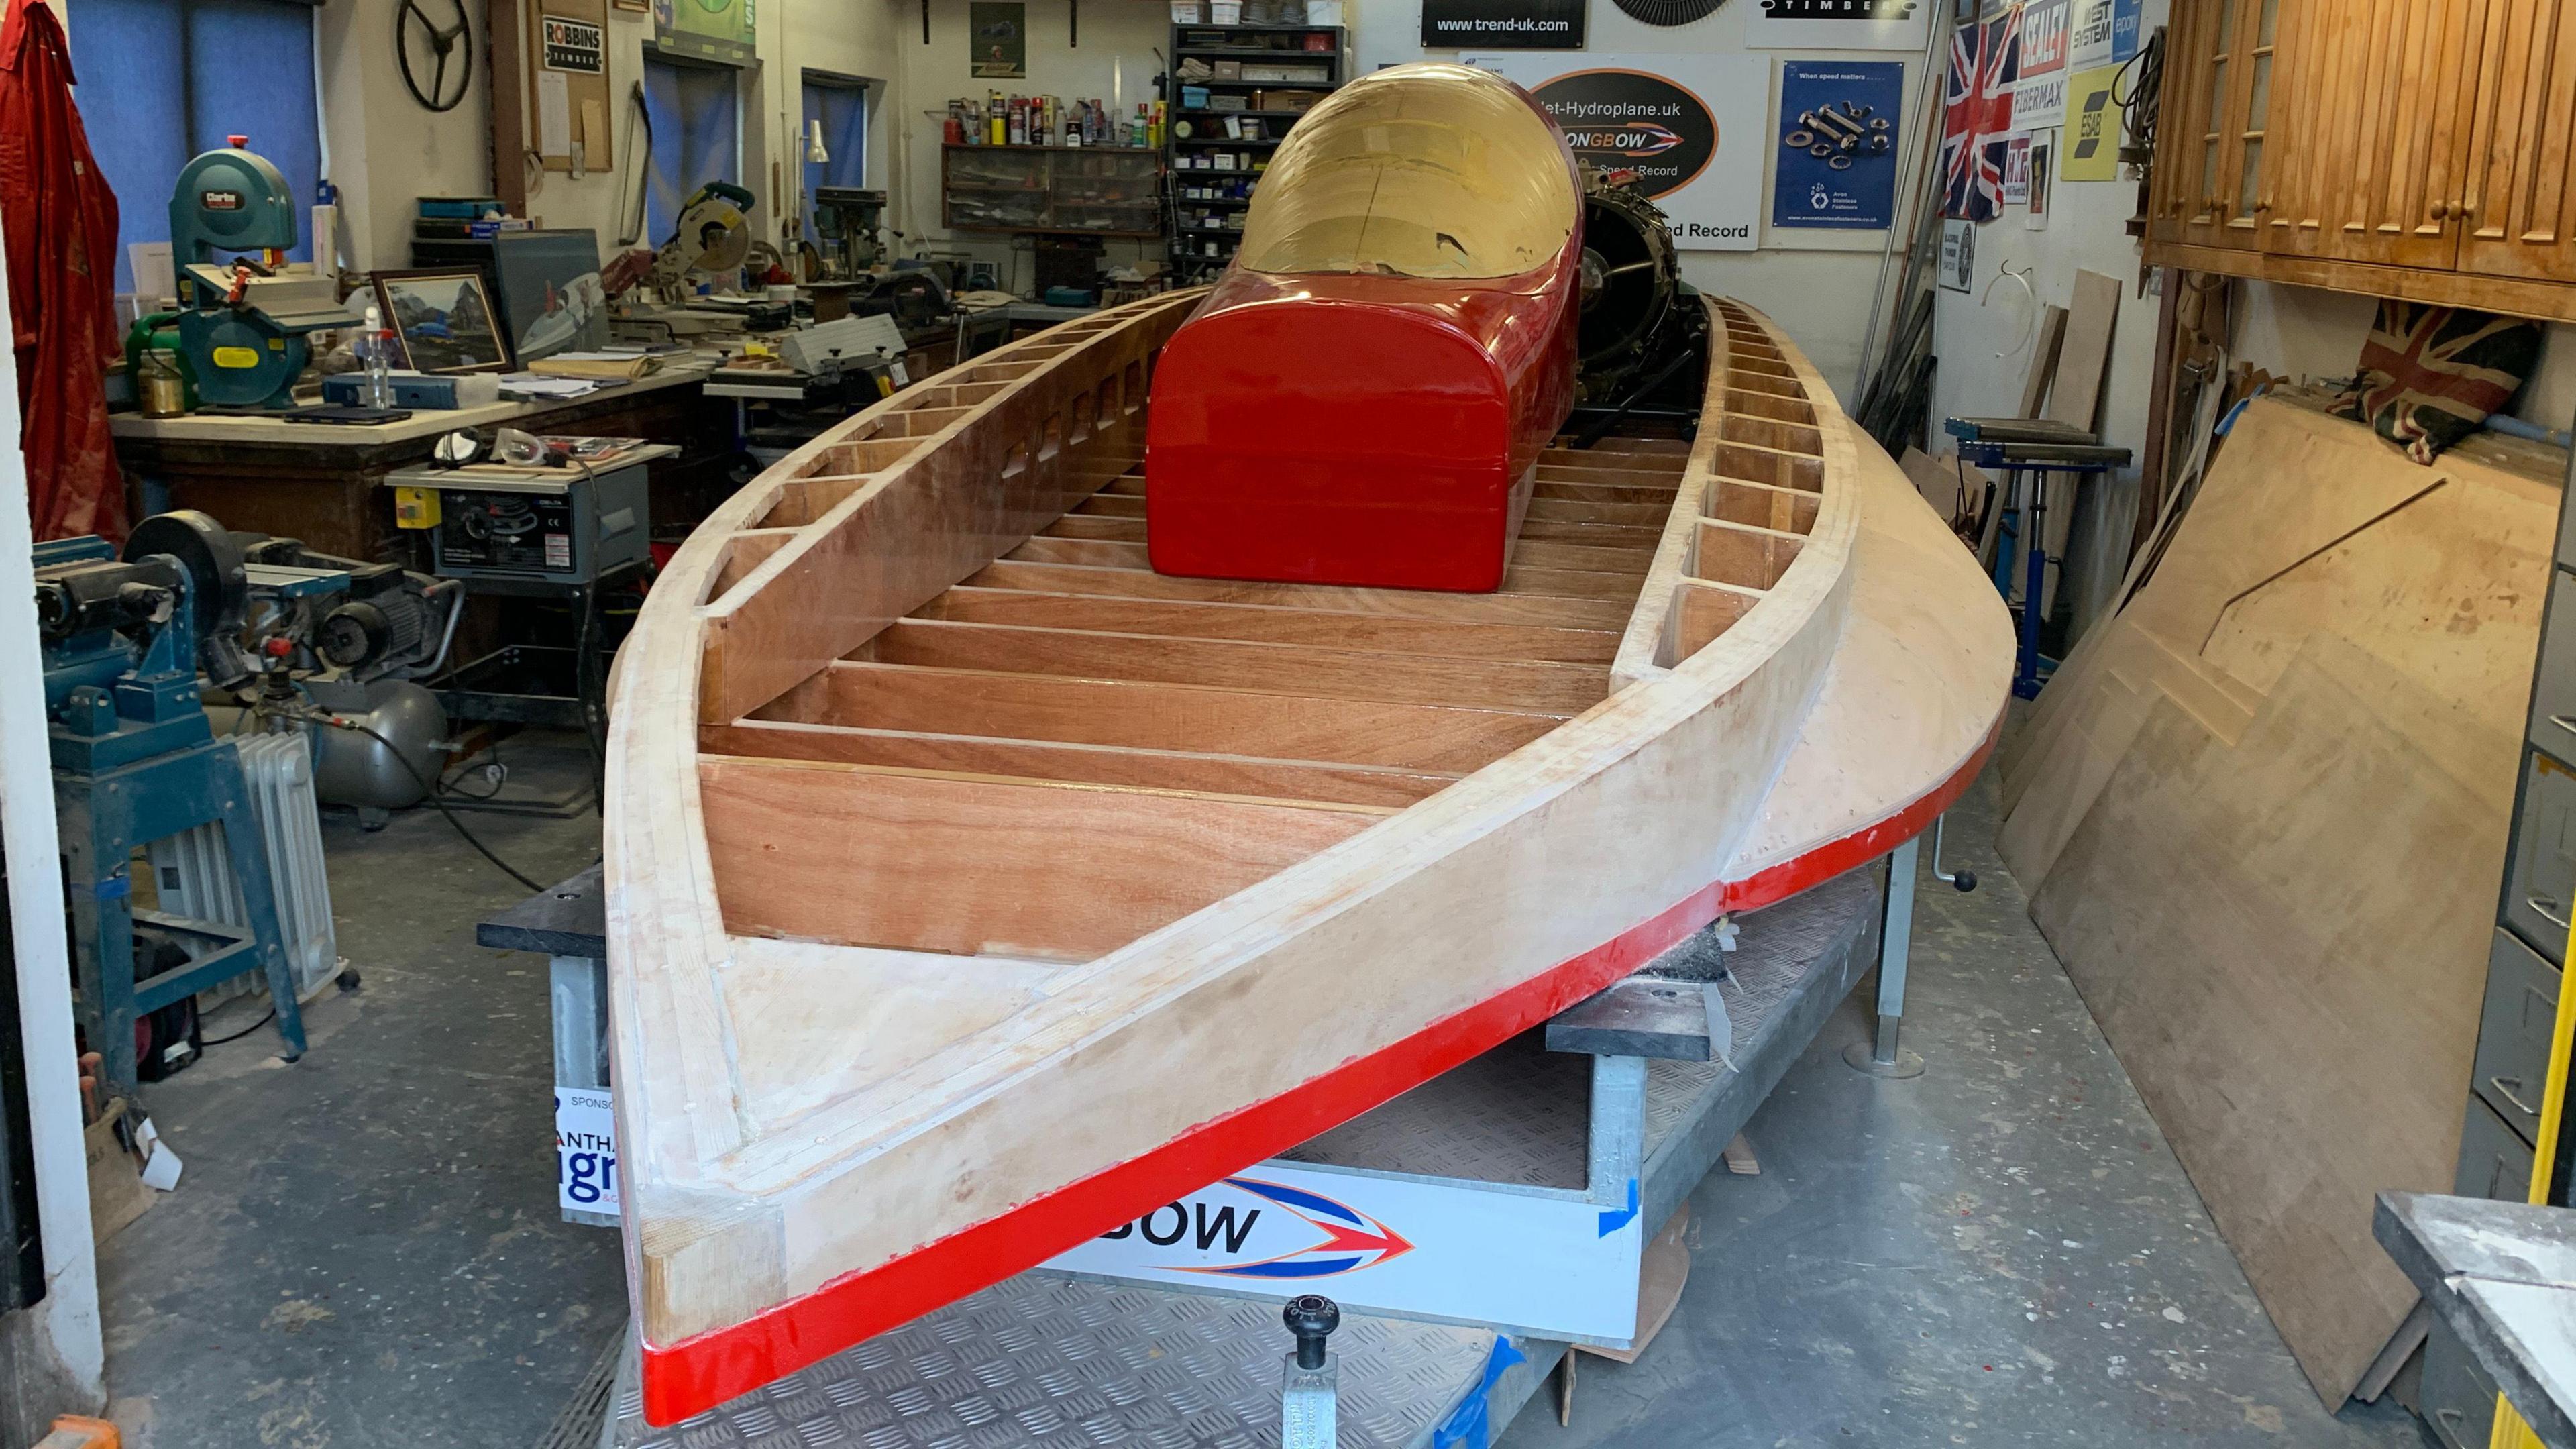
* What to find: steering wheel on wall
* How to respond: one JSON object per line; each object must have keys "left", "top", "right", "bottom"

{"left": 399, "top": 0, "right": 474, "bottom": 113}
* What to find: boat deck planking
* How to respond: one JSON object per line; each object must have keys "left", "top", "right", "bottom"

{"left": 608, "top": 290, "right": 2009, "bottom": 1422}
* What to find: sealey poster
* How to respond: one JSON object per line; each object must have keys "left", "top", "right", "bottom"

{"left": 1774, "top": 60, "right": 1904, "bottom": 231}
{"left": 1466, "top": 52, "right": 1768, "bottom": 250}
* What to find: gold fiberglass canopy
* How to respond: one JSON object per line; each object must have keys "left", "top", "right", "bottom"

{"left": 1236, "top": 61, "right": 1580, "bottom": 281}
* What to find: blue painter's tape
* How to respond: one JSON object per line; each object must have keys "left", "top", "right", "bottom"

{"left": 1596, "top": 1177, "right": 1639, "bottom": 1237}
{"left": 1432, "top": 1334, "right": 1525, "bottom": 1449}
{"left": 70, "top": 876, "right": 131, "bottom": 901}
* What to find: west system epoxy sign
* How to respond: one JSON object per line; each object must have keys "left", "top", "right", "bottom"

{"left": 1469, "top": 53, "right": 1768, "bottom": 250}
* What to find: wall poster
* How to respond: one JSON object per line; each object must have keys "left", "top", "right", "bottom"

{"left": 1467, "top": 52, "right": 1770, "bottom": 250}
{"left": 1938, "top": 215, "right": 1975, "bottom": 292}
{"left": 968, "top": 1, "right": 1028, "bottom": 78}
{"left": 2067, "top": 0, "right": 2142, "bottom": 69}
{"left": 1773, "top": 60, "right": 1904, "bottom": 231}
{"left": 2061, "top": 62, "right": 2123, "bottom": 180}
{"left": 2012, "top": 0, "right": 2068, "bottom": 128}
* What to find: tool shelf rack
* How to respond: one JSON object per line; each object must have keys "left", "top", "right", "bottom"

{"left": 491, "top": 847, "right": 1911, "bottom": 1448}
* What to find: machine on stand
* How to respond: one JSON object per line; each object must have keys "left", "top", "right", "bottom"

{"left": 1942, "top": 415, "right": 2132, "bottom": 699}
{"left": 388, "top": 437, "right": 670, "bottom": 812}
{"left": 149, "top": 141, "right": 358, "bottom": 411}
{"left": 1568, "top": 171, "right": 1711, "bottom": 447}
{"left": 36, "top": 513, "right": 315, "bottom": 1090}
{"left": 809, "top": 187, "right": 888, "bottom": 280}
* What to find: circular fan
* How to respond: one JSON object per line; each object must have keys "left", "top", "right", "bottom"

{"left": 1607, "top": 0, "right": 1728, "bottom": 28}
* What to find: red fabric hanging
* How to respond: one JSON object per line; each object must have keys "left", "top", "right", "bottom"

{"left": 0, "top": 0, "right": 126, "bottom": 543}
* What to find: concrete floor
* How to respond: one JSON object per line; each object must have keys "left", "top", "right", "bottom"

{"left": 92, "top": 735, "right": 2432, "bottom": 1448}
{"left": 1502, "top": 767, "right": 2428, "bottom": 1449}
{"left": 97, "top": 736, "right": 619, "bottom": 1449}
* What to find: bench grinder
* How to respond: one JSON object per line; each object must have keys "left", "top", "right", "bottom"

{"left": 168, "top": 139, "right": 357, "bottom": 409}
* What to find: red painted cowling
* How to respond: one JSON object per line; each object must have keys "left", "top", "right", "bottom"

{"left": 1145, "top": 63, "right": 1585, "bottom": 592}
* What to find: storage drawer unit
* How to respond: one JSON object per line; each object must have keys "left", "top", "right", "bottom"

{"left": 2455, "top": 1094, "right": 2536, "bottom": 1205}
{"left": 2471, "top": 928, "right": 2560, "bottom": 1144}
{"left": 2504, "top": 752, "right": 2576, "bottom": 966}
{"left": 2421, "top": 1316, "right": 2501, "bottom": 1449}
{"left": 2530, "top": 573, "right": 2576, "bottom": 765}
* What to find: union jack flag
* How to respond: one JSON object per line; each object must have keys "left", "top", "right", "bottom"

{"left": 1941, "top": 12, "right": 2021, "bottom": 221}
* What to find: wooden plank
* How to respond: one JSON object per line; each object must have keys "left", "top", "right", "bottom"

{"left": 1538, "top": 462, "right": 1684, "bottom": 488}
{"left": 702, "top": 719, "right": 1458, "bottom": 808}
{"left": 775, "top": 660, "right": 1567, "bottom": 772}
{"left": 1003, "top": 537, "right": 1650, "bottom": 602}
{"left": 2017, "top": 304, "right": 2070, "bottom": 421}
{"left": 1514, "top": 517, "right": 1665, "bottom": 547}
{"left": 961, "top": 559, "right": 1636, "bottom": 629}
{"left": 2046, "top": 270, "right": 2124, "bottom": 432}
{"left": 1523, "top": 497, "right": 1673, "bottom": 527}
{"left": 1534, "top": 479, "right": 1692, "bottom": 506}
{"left": 700, "top": 755, "right": 1383, "bottom": 959}
{"left": 862, "top": 619, "right": 1613, "bottom": 712}
{"left": 914, "top": 586, "right": 1622, "bottom": 663}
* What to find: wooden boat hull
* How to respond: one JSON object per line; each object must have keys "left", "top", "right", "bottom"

{"left": 605, "top": 292, "right": 2010, "bottom": 1423}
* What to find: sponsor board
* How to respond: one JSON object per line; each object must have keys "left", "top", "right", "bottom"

{"left": 1044, "top": 1165, "right": 1645, "bottom": 1341}
{"left": 2062, "top": 62, "right": 2121, "bottom": 180}
{"left": 2014, "top": 70, "right": 2067, "bottom": 129}
{"left": 557, "top": 1087, "right": 619, "bottom": 1214}
{"left": 1468, "top": 53, "right": 1767, "bottom": 250}
{"left": 1774, "top": 60, "right": 1904, "bottom": 231}
{"left": 2067, "top": 0, "right": 2141, "bottom": 68}
{"left": 1744, "top": 0, "right": 1930, "bottom": 50}
{"left": 1423, "top": 0, "right": 1586, "bottom": 50}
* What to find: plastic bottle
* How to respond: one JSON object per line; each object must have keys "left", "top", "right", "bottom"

{"left": 360, "top": 305, "right": 394, "bottom": 408}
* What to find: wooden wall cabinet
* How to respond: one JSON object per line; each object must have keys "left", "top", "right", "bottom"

{"left": 2149, "top": 0, "right": 2576, "bottom": 321}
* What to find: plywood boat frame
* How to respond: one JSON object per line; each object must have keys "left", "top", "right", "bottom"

{"left": 607, "top": 290, "right": 2010, "bottom": 1421}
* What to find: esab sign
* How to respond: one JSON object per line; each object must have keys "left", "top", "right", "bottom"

{"left": 1523, "top": 69, "right": 1717, "bottom": 201}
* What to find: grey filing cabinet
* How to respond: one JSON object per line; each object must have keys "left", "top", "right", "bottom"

{"left": 2427, "top": 431, "right": 2576, "bottom": 1447}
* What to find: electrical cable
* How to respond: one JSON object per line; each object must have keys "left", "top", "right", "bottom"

{"left": 270, "top": 706, "right": 548, "bottom": 893}
{"left": 201, "top": 1006, "right": 278, "bottom": 1047}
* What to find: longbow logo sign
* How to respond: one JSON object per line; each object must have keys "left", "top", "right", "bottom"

{"left": 1040, "top": 1161, "right": 1644, "bottom": 1340}
{"left": 1470, "top": 53, "right": 1768, "bottom": 250}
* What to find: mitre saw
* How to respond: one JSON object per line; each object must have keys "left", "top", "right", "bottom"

{"left": 649, "top": 180, "right": 756, "bottom": 300}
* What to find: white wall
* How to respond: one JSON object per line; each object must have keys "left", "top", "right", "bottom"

{"left": 891, "top": 0, "right": 1171, "bottom": 289}
{"left": 317, "top": 0, "right": 494, "bottom": 276}
{"left": 1927, "top": 0, "right": 2576, "bottom": 640}
{"left": 311, "top": 0, "right": 900, "bottom": 276}
{"left": 1367, "top": 2, "right": 1945, "bottom": 400}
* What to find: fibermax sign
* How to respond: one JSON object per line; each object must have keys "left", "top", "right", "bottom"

{"left": 1469, "top": 53, "right": 1768, "bottom": 251}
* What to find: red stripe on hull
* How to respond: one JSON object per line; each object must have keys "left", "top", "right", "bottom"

{"left": 639, "top": 732, "right": 1997, "bottom": 1424}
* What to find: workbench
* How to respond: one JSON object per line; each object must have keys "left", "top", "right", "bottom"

{"left": 484, "top": 852, "right": 1915, "bottom": 1448}
{"left": 111, "top": 367, "right": 736, "bottom": 563}
{"left": 2377, "top": 1192, "right": 2576, "bottom": 1448}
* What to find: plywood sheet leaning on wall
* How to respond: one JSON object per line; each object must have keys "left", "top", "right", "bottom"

{"left": 1992, "top": 394, "right": 2559, "bottom": 1404}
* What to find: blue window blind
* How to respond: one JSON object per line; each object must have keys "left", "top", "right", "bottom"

{"left": 643, "top": 55, "right": 741, "bottom": 246}
{"left": 75, "top": 0, "right": 323, "bottom": 293}
{"left": 801, "top": 75, "right": 870, "bottom": 237}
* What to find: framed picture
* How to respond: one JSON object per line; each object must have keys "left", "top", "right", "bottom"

{"left": 2025, "top": 136, "right": 2054, "bottom": 230}
{"left": 373, "top": 269, "right": 515, "bottom": 374}
{"left": 969, "top": 1, "right": 1027, "bottom": 78}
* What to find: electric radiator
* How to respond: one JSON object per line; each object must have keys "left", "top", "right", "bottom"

{"left": 148, "top": 731, "right": 343, "bottom": 1006}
